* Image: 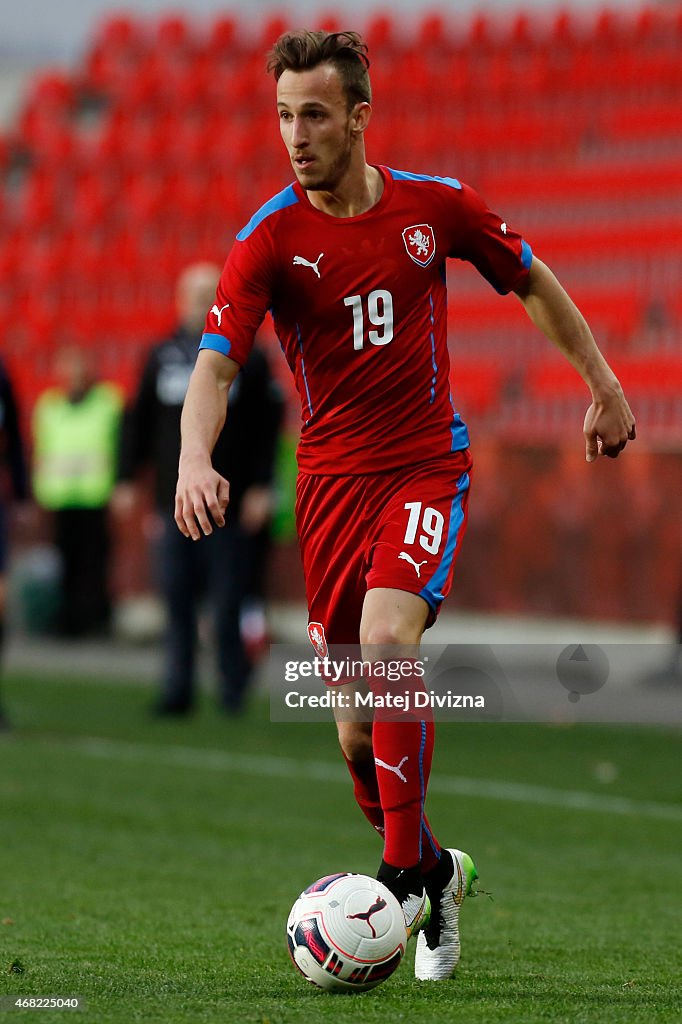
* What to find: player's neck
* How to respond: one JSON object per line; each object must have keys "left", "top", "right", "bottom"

{"left": 306, "top": 163, "right": 383, "bottom": 219}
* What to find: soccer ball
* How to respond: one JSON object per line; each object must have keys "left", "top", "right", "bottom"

{"left": 286, "top": 872, "right": 407, "bottom": 992}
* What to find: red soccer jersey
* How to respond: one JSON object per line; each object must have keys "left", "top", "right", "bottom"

{"left": 201, "top": 166, "right": 532, "bottom": 475}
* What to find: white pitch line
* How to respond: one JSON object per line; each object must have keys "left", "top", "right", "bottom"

{"left": 55, "top": 735, "right": 682, "bottom": 824}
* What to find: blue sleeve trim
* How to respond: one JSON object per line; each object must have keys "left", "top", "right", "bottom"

{"left": 236, "top": 185, "right": 299, "bottom": 241}
{"left": 521, "top": 239, "right": 533, "bottom": 269}
{"left": 200, "top": 333, "right": 232, "bottom": 356}
{"left": 388, "top": 167, "right": 462, "bottom": 190}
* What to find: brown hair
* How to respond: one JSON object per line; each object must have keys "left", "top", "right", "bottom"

{"left": 267, "top": 30, "right": 371, "bottom": 109}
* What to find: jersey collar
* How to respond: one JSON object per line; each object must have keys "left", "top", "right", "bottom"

{"left": 291, "top": 165, "right": 394, "bottom": 223}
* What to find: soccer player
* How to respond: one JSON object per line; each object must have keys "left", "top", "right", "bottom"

{"left": 174, "top": 30, "right": 636, "bottom": 980}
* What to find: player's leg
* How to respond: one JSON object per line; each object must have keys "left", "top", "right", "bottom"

{"left": 296, "top": 469, "right": 428, "bottom": 901}
{"left": 334, "top": 697, "right": 432, "bottom": 939}
{"left": 360, "top": 588, "right": 430, "bottom": 875}
{"left": 335, "top": 712, "right": 382, "bottom": 834}
{"left": 297, "top": 465, "right": 475, "bottom": 956}
{"left": 357, "top": 587, "right": 432, "bottom": 935}
{"left": 333, "top": 666, "right": 443, "bottom": 873}
{"left": 360, "top": 452, "right": 472, "bottom": 882}
{"left": 299, "top": 546, "right": 432, "bottom": 892}
{"left": 363, "top": 453, "right": 479, "bottom": 977}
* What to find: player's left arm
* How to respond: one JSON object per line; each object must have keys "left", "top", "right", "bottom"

{"left": 514, "top": 257, "right": 636, "bottom": 461}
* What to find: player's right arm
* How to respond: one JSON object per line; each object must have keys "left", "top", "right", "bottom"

{"left": 175, "top": 350, "right": 240, "bottom": 540}
{"left": 176, "top": 192, "right": 280, "bottom": 538}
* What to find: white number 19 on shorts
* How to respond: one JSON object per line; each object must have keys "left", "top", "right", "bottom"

{"left": 403, "top": 502, "right": 444, "bottom": 555}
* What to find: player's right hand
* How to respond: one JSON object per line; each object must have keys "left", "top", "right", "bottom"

{"left": 174, "top": 463, "right": 230, "bottom": 540}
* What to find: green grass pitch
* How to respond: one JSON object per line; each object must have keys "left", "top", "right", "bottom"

{"left": 1, "top": 671, "right": 680, "bottom": 1023}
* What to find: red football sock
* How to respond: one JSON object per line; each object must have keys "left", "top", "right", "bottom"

{"left": 342, "top": 751, "right": 384, "bottom": 836}
{"left": 419, "top": 811, "right": 442, "bottom": 873}
{"left": 372, "top": 716, "right": 434, "bottom": 868}
{"left": 369, "top": 664, "right": 437, "bottom": 869}
{"left": 342, "top": 750, "right": 442, "bottom": 868}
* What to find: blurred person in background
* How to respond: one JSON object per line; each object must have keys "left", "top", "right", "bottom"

{"left": 0, "top": 357, "right": 29, "bottom": 729}
{"left": 115, "top": 262, "right": 283, "bottom": 716}
{"left": 32, "top": 347, "right": 123, "bottom": 638}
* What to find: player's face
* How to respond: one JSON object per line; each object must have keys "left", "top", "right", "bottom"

{"left": 277, "top": 65, "right": 361, "bottom": 192}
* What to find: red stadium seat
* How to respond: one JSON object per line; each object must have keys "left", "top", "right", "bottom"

{"left": 119, "top": 174, "right": 168, "bottom": 226}
{"left": 467, "top": 13, "right": 492, "bottom": 50}
{"left": 23, "top": 71, "right": 75, "bottom": 118}
{"left": 415, "top": 12, "right": 452, "bottom": 51}
{"left": 450, "top": 362, "right": 506, "bottom": 416}
{"left": 365, "top": 12, "right": 399, "bottom": 52}
{"left": 633, "top": 6, "right": 669, "bottom": 47}
{"left": 316, "top": 12, "right": 343, "bottom": 34}
{"left": 20, "top": 171, "right": 59, "bottom": 228}
{"left": 257, "top": 14, "right": 290, "bottom": 53}
{"left": 551, "top": 9, "right": 576, "bottom": 47}
{"left": 606, "top": 102, "right": 682, "bottom": 143}
{"left": 617, "top": 358, "right": 682, "bottom": 396}
{"left": 207, "top": 15, "right": 238, "bottom": 58}
{"left": 592, "top": 8, "right": 622, "bottom": 50}
{"left": 508, "top": 11, "right": 535, "bottom": 49}
{"left": 154, "top": 14, "right": 196, "bottom": 54}
{"left": 526, "top": 362, "right": 588, "bottom": 399}
{"left": 92, "top": 12, "right": 143, "bottom": 51}
{"left": 100, "top": 113, "right": 162, "bottom": 170}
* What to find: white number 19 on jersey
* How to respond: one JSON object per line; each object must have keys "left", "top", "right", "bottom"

{"left": 403, "top": 501, "right": 444, "bottom": 555}
{"left": 344, "top": 290, "right": 394, "bottom": 350}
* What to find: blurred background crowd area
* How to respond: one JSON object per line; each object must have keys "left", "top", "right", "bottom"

{"left": 1, "top": 2, "right": 681, "bottom": 629}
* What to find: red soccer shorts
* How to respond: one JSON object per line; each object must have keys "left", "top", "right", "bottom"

{"left": 296, "top": 450, "right": 473, "bottom": 645}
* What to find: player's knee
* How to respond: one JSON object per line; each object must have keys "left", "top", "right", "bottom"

{"left": 360, "top": 619, "right": 420, "bottom": 649}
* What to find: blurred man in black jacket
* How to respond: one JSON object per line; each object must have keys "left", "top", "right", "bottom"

{"left": 0, "top": 358, "right": 29, "bottom": 729}
{"left": 116, "top": 263, "right": 284, "bottom": 714}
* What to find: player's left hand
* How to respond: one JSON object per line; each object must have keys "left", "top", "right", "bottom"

{"left": 583, "top": 386, "right": 636, "bottom": 462}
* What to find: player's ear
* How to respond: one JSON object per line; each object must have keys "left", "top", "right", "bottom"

{"left": 350, "top": 102, "right": 371, "bottom": 136}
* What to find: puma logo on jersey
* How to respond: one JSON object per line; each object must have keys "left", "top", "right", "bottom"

{"left": 399, "top": 551, "right": 428, "bottom": 578}
{"left": 211, "top": 303, "right": 230, "bottom": 326}
{"left": 293, "top": 253, "right": 324, "bottom": 279}
{"left": 375, "top": 755, "right": 409, "bottom": 783}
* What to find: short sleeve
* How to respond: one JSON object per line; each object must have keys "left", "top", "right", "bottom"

{"left": 451, "top": 182, "right": 533, "bottom": 295}
{"left": 200, "top": 226, "right": 275, "bottom": 366}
